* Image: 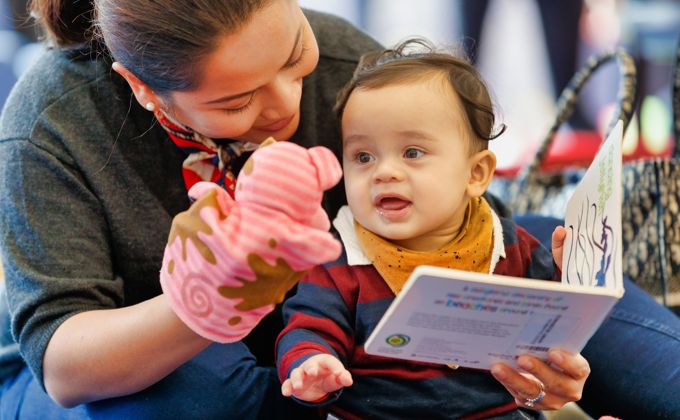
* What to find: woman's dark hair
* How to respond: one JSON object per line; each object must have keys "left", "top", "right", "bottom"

{"left": 335, "top": 37, "right": 506, "bottom": 152}
{"left": 30, "top": 0, "right": 271, "bottom": 94}
{"left": 29, "top": 0, "right": 96, "bottom": 48}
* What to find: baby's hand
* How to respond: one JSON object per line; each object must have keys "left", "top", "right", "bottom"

{"left": 551, "top": 226, "right": 567, "bottom": 271}
{"left": 281, "top": 354, "right": 353, "bottom": 402}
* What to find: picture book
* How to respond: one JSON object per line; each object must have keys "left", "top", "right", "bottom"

{"left": 364, "top": 121, "right": 625, "bottom": 370}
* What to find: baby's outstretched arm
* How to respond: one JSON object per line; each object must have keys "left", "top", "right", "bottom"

{"left": 551, "top": 226, "right": 567, "bottom": 271}
{"left": 281, "top": 354, "right": 353, "bottom": 402}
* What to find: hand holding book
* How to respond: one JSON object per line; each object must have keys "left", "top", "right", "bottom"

{"left": 490, "top": 345, "right": 590, "bottom": 410}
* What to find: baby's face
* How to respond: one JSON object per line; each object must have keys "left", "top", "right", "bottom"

{"left": 342, "top": 77, "right": 477, "bottom": 252}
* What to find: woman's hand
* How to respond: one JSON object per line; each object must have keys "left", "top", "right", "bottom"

{"left": 490, "top": 349, "right": 590, "bottom": 410}
{"left": 551, "top": 225, "right": 567, "bottom": 271}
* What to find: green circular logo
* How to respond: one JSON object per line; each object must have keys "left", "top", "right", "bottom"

{"left": 385, "top": 334, "right": 411, "bottom": 347}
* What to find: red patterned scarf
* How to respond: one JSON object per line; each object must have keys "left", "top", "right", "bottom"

{"left": 155, "top": 110, "right": 259, "bottom": 197}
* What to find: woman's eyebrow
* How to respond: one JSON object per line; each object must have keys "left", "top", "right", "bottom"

{"left": 204, "top": 91, "right": 253, "bottom": 105}
{"left": 202, "top": 26, "right": 303, "bottom": 106}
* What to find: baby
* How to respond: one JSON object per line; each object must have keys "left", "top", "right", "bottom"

{"left": 277, "top": 38, "right": 585, "bottom": 419}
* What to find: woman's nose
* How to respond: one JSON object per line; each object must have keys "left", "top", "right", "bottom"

{"left": 260, "top": 76, "right": 302, "bottom": 121}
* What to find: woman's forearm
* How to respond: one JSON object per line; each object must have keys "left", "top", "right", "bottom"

{"left": 43, "top": 295, "right": 211, "bottom": 407}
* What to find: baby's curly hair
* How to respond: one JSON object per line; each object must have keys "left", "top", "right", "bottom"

{"left": 335, "top": 37, "right": 505, "bottom": 153}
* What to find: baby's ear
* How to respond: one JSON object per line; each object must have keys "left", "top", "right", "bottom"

{"left": 466, "top": 150, "right": 496, "bottom": 197}
{"left": 307, "top": 146, "right": 343, "bottom": 191}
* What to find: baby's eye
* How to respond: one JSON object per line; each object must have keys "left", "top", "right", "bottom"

{"left": 356, "top": 152, "right": 374, "bottom": 164}
{"left": 404, "top": 148, "right": 424, "bottom": 159}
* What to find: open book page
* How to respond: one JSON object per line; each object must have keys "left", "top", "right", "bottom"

{"left": 364, "top": 121, "right": 625, "bottom": 369}
{"left": 364, "top": 267, "right": 622, "bottom": 369}
{"left": 563, "top": 120, "right": 624, "bottom": 291}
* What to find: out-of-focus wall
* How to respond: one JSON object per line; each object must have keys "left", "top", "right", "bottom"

{"left": 300, "top": 0, "right": 680, "bottom": 168}
{"left": 2, "top": 0, "right": 679, "bottom": 168}
{"left": 299, "top": 0, "right": 558, "bottom": 168}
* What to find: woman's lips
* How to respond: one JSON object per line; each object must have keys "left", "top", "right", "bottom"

{"left": 375, "top": 196, "right": 412, "bottom": 221}
{"left": 255, "top": 116, "right": 294, "bottom": 132}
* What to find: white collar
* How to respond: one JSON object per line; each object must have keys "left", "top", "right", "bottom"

{"left": 332, "top": 205, "right": 507, "bottom": 274}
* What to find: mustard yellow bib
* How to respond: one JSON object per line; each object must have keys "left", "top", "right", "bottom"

{"left": 355, "top": 197, "right": 494, "bottom": 295}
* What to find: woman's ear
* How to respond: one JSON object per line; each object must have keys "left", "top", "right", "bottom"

{"left": 112, "top": 62, "right": 161, "bottom": 111}
{"left": 466, "top": 149, "right": 497, "bottom": 198}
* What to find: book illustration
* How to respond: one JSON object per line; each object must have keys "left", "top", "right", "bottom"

{"left": 564, "top": 193, "right": 617, "bottom": 287}
{"left": 563, "top": 121, "right": 623, "bottom": 290}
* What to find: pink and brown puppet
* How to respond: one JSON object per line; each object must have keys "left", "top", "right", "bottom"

{"left": 160, "top": 138, "right": 343, "bottom": 342}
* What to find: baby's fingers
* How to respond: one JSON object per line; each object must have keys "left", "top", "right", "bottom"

{"left": 302, "top": 362, "right": 320, "bottom": 378}
{"left": 319, "top": 368, "right": 353, "bottom": 393}
{"left": 316, "top": 358, "right": 351, "bottom": 389}
{"left": 336, "top": 369, "right": 353, "bottom": 387}
{"left": 315, "top": 354, "right": 347, "bottom": 374}
{"left": 281, "top": 378, "right": 294, "bottom": 397}
{"left": 289, "top": 366, "right": 308, "bottom": 392}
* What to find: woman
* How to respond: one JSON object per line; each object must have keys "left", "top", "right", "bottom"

{"left": 0, "top": 0, "right": 676, "bottom": 419}
{"left": 0, "top": 1, "right": 376, "bottom": 417}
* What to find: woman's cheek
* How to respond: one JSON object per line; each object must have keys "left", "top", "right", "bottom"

{"left": 201, "top": 112, "right": 259, "bottom": 139}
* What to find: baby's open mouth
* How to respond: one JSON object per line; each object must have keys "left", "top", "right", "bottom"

{"left": 377, "top": 197, "right": 411, "bottom": 211}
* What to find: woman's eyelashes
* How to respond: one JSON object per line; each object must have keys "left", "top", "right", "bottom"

{"left": 284, "top": 44, "right": 308, "bottom": 69}
{"left": 219, "top": 43, "right": 307, "bottom": 115}
{"left": 221, "top": 93, "right": 256, "bottom": 114}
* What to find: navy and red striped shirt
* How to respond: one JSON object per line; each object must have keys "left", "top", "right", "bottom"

{"left": 277, "top": 211, "right": 555, "bottom": 419}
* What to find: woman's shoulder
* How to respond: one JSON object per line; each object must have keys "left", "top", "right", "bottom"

{"left": 0, "top": 48, "right": 120, "bottom": 142}
{"left": 303, "top": 9, "right": 382, "bottom": 63}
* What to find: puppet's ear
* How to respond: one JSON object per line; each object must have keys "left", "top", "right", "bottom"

{"left": 241, "top": 138, "right": 277, "bottom": 177}
{"left": 307, "top": 146, "right": 342, "bottom": 191}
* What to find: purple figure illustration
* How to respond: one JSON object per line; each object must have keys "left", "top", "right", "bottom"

{"left": 593, "top": 215, "right": 614, "bottom": 286}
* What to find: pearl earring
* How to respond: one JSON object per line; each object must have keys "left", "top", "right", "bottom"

{"left": 145, "top": 102, "right": 155, "bottom": 111}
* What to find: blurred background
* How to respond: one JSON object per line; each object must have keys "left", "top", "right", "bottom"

{"left": 1, "top": 0, "right": 679, "bottom": 173}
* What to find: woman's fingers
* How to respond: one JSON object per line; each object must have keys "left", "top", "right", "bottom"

{"left": 491, "top": 362, "right": 549, "bottom": 409}
{"left": 491, "top": 351, "right": 589, "bottom": 410}
{"left": 548, "top": 349, "right": 591, "bottom": 380}
{"left": 518, "top": 352, "right": 587, "bottom": 403}
{"left": 516, "top": 356, "right": 573, "bottom": 409}
{"left": 552, "top": 226, "right": 567, "bottom": 269}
